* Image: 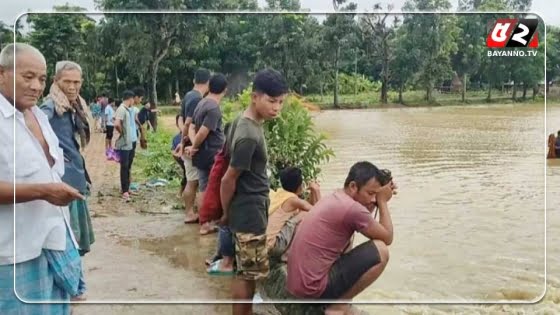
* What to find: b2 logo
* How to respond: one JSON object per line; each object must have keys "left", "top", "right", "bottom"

{"left": 486, "top": 18, "right": 539, "bottom": 48}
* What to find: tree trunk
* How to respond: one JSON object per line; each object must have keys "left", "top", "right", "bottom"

{"left": 381, "top": 40, "right": 389, "bottom": 104}
{"left": 426, "top": 85, "right": 432, "bottom": 103}
{"left": 512, "top": 83, "right": 518, "bottom": 101}
{"left": 533, "top": 84, "right": 538, "bottom": 100}
{"left": 487, "top": 81, "right": 492, "bottom": 101}
{"left": 333, "top": 44, "right": 340, "bottom": 109}
{"left": 149, "top": 35, "right": 173, "bottom": 132}
{"left": 398, "top": 84, "right": 403, "bottom": 104}
{"left": 462, "top": 74, "right": 467, "bottom": 103}
{"left": 150, "top": 64, "right": 159, "bottom": 132}
{"left": 522, "top": 83, "right": 528, "bottom": 100}
{"left": 168, "top": 82, "right": 173, "bottom": 103}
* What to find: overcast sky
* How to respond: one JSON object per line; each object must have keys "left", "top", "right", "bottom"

{"left": 1, "top": 0, "right": 558, "bottom": 26}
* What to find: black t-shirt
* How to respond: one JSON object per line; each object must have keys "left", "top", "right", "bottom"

{"left": 192, "top": 98, "right": 225, "bottom": 170}
{"left": 180, "top": 90, "right": 203, "bottom": 120}
{"left": 138, "top": 108, "right": 150, "bottom": 125}
{"left": 228, "top": 116, "right": 270, "bottom": 234}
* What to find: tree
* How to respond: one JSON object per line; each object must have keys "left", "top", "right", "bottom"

{"left": 323, "top": 3, "right": 358, "bottom": 108}
{"left": 452, "top": 14, "right": 485, "bottom": 102}
{"left": 0, "top": 21, "right": 14, "bottom": 49}
{"left": 26, "top": 5, "right": 93, "bottom": 86}
{"left": 546, "top": 26, "right": 560, "bottom": 93}
{"left": 391, "top": 26, "right": 418, "bottom": 104}
{"left": 360, "top": 4, "right": 399, "bottom": 104}
{"left": 402, "top": 0, "right": 459, "bottom": 102}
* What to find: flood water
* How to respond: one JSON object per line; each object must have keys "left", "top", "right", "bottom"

{"left": 135, "top": 104, "right": 559, "bottom": 313}
{"left": 312, "top": 104, "right": 555, "bottom": 312}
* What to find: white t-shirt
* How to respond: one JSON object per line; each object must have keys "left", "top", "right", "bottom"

{"left": 105, "top": 105, "right": 115, "bottom": 126}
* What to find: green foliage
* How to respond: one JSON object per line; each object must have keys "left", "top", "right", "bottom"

{"left": 222, "top": 87, "right": 335, "bottom": 189}
{"left": 328, "top": 73, "right": 381, "bottom": 95}
{"left": 547, "top": 26, "right": 560, "bottom": 84}
{"left": 264, "top": 97, "right": 335, "bottom": 189}
{"left": 135, "top": 129, "right": 181, "bottom": 182}
{"left": 0, "top": 22, "right": 14, "bottom": 49}
{"left": 15, "top": 0, "right": 557, "bottom": 106}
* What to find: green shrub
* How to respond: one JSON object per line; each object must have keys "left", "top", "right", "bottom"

{"left": 325, "top": 73, "right": 381, "bottom": 95}
{"left": 134, "top": 129, "right": 182, "bottom": 183}
{"left": 223, "top": 87, "right": 335, "bottom": 189}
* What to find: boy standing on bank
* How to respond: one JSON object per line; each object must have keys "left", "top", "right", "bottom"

{"left": 220, "top": 69, "right": 289, "bottom": 315}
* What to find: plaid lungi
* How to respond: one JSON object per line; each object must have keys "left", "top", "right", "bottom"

{"left": 0, "top": 228, "right": 83, "bottom": 315}
{"left": 0, "top": 253, "right": 70, "bottom": 315}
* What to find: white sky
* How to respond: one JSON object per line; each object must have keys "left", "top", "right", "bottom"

{"left": 1, "top": 0, "right": 558, "bottom": 26}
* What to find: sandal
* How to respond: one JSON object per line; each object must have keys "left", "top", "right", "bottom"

{"left": 205, "top": 254, "right": 222, "bottom": 266}
{"left": 206, "top": 259, "right": 235, "bottom": 276}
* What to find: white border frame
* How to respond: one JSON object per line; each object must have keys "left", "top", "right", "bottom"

{"left": 10, "top": 9, "right": 548, "bottom": 305}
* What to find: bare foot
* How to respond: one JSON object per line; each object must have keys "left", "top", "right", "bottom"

{"left": 184, "top": 211, "right": 199, "bottom": 223}
{"left": 199, "top": 221, "right": 218, "bottom": 235}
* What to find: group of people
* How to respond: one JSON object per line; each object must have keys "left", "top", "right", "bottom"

{"left": 169, "top": 68, "right": 397, "bottom": 315}
{"left": 0, "top": 42, "right": 397, "bottom": 315}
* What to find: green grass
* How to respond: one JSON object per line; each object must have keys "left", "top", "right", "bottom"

{"left": 132, "top": 123, "right": 182, "bottom": 190}
{"left": 305, "top": 90, "right": 551, "bottom": 109}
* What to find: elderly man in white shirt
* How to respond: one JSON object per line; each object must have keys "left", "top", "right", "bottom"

{"left": 0, "top": 43, "right": 86, "bottom": 314}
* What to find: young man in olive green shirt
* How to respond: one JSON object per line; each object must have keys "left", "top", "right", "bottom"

{"left": 220, "top": 69, "right": 289, "bottom": 315}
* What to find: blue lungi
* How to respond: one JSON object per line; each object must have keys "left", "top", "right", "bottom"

{"left": 0, "top": 228, "right": 84, "bottom": 315}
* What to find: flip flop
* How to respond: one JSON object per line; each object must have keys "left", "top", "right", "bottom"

{"left": 207, "top": 260, "right": 234, "bottom": 276}
{"left": 205, "top": 254, "right": 222, "bottom": 266}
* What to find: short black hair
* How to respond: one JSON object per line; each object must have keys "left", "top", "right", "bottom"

{"left": 279, "top": 167, "right": 303, "bottom": 193}
{"left": 344, "top": 161, "right": 386, "bottom": 190}
{"left": 209, "top": 73, "right": 228, "bottom": 94}
{"left": 194, "top": 68, "right": 211, "bottom": 84}
{"left": 115, "top": 99, "right": 122, "bottom": 107}
{"left": 252, "top": 68, "right": 289, "bottom": 97}
{"left": 122, "top": 90, "right": 135, "bottom": 101}
{"left": 132, "top": 87, "right": 145, "bottom": 97}
{"left": 108, "top": 98, "right": 114, "bottom": 104}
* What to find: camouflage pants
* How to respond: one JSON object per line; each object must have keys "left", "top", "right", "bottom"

{"left": 233, "top": 232, "right": 269, "bottom": 281}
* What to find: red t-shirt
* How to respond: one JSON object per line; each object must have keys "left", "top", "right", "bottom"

{"left": 286, "top": 190, "right": 375, "bottom": 298}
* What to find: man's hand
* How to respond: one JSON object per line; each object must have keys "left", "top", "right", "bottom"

{"left": 376, "top": 182, "right": 394, "bottom": 204}
{"left": 218, "top": 214, "right": 228, "bottom": 227}
{"left": 42, "top": 183, "right": 84, "bottom": 206}
{"left": 390, "top": 180, "right": 398, "bottom": 195}
{"left": 308, "top": 181, "right": 320, "bottom": 192}
{"left": 185, "top": 146, "right": 199, "bottom": 158}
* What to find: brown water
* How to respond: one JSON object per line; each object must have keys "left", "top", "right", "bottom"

{"left": 311, "top": 104, "right": 555, "bottom": 312}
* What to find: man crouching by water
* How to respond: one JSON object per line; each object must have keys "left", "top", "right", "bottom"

{"left": 287, "top": 161, "right": 395, "bottom": 315}
{"left": 0, "top": 43, "right": 86, "bottom": 314}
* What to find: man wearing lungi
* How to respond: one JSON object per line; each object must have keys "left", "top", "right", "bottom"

{"left": 0, "top": 43, "right": 86, "bottom": 314}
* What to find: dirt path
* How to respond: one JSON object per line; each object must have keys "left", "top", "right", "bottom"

{"left": 72, "top": 130, "right": 232, "bottom": 315}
